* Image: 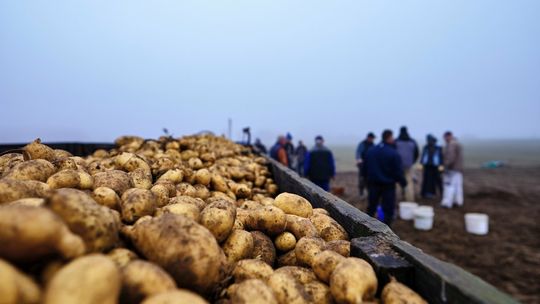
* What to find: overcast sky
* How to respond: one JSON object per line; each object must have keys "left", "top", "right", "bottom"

{"left": 1, "top": 1, "right": 539, "bottom": 145}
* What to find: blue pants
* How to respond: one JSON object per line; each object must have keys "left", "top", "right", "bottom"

{"left": 311, "top": 179, "right": 330, "bottom": 191}
{"left": 367, "top": 183, "right": 396, "bottom": 226}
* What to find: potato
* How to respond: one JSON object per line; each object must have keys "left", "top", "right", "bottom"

{"left": 151, "top": 184, "right": 171, "bottom": 207}
{"left": 0, "top": 179, "right": 42, "bottom": 203}
{"left": 211, "top": 173, "right": 229, "bottom": 192}
{"left": 130, "top": 167, "right": 153, "bottom": 189}
{"left": 4, "top": 159, "right": 56, "bottom": 182}
{"left": 176, "top": 182, "right": 197, "bottom": 197}
{"left": 77, "top": 169, "right": 94, "bottom": 189}
{"left": 325, "top": 240, "right": 350, "bottom": 257}
{"left": 194, "top": 168, "right": 211, "bottom": 186}
{"left": 241, "top": 206, "right": 285, "bottom": 236}
{"left": 381, "top": 277, "right": 427, "bottom": 304}
{"left": 44, "top": 254, "right": 121, "bottom": 304}
{"left": 157, "top": 168, "right": 183, "bottom": 184}
{"left": 303, "top": 281, "right": 333, "bottom": 304}
{"left": 92, "top": 186, "right": 121, "bottom": 210}
{"left": 7, "top": 197, "right": 45, "bottom": 207}
{"left": 228, "top": 279, "right": 278, "bottom": 304}
{"left": 312, "top": 250, "right": 346, "bottom": 283}
{"left": 286, "top": 214, "right": 319, "bottom": 239}
{"left": 141, "top": 290, "right": 208, "bottom": 304}
{"left": 251, "top": 231, "right": 277, "bottom": 267}
{"left": 115, "top": 152, "right": 151, "bottom": 173}
{"left": 120, "top": 260, "right": 177, "bottom": 303}
{"left": 232, "top": 259, "right": 274, "bottom": 282}
{"left": 313, "top": 208, "right": 329, "bottom": 216}
{"left": 277, "top": 250, "right": 298, "bottom": 267}
{"left": 232, "top": 182, "right": 251, "bottom": 199}
{"left": 239, "top": 199, "right": 263, "bottom": 210}
{"left": 200, "top": 199, "right": 236, "bottom": 242}
{"left": 274, "top": 232, "right": 297, "bottom": 252}
{"left": 222, "top": 229, "right": 254, "bottom": 263}
{"left": 170, "top": 195, "right": 206, "bottom": 211}
{"left": 122, "top": 213, "right": 227, "bottom": 295}
{"left": 330, "top": 258, "right": 378, "bottom": 304}
{"left": 155, "top": 202, "right": 200, "bottom": 221}
{"left": 0, "top": 205, "right": 85, "bottom": 262}
{"left": 52, "top": 157, "right": 78, "bottom": 171}
{"left": 0, "top": 153, "right": 23, "bottom": 176}
{"left": 120, "top": 188, "right": 157, "bottom": 223}
{"left": 274, "top": 266, "right": 317, "bottom": 284}
{"left": 49, "top": 188, "right": 121, "bottom": 252}
{"left": 274, "top": 193, "right": 313, "bottom": 218}
{"left": 193, "top": 183, "right": 210, "bottom": 200}
{"left": 0, "top": 258, "right": 41, "bottom": 304}
{"left": 46, "top": 169, "right": 81, "bottom": 189}
{"left": 115, "top": 136, "right": 144, "bottom": 151}
{"left": 188, "top": 157, "right": 204, "bottom": 169}
{"left": 294, "top": 237, "right": 326, "bottom": 267}
{"left": 24, "top": 138, "right": 55, "bottom": 161}
{"left": 107, "top": 248, "right": 139, "bottom": 268}
{"left": 267, "top": 272, "right": 308, "bottom": 304}
{"left": 41, "top": 260, "right": 64, "bottom": 285}
{"left": 93, "top": 170, "right": 133, "bottom": 195}
{"left": 309, "top": 213, "right": 348, "bottom": 242}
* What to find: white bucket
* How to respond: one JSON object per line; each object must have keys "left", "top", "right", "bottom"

{"left": 465, "top": 213, "right": 489, "bottom": 235}
{"left": 414, "top": 206, "right": 434, "bottom": 231}
{"left": 399, "top": 202, "right": 418, "bottom": 220}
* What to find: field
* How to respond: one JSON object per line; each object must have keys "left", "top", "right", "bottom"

{"left": 332, "top": 167, "right": 540, "bottom": 303}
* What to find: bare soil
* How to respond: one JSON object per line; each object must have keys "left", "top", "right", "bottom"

{"left": 333, "top": 167, "right": 540, "bottom": 304}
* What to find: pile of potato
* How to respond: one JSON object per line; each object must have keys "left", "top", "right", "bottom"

{"left": 0, "top": 135, "right": 427, "bottom": 304}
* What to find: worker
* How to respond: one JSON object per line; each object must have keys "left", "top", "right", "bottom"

{"left": 364, "top": 130, "right": 407, "bottom": 226}
{"left": 355, "top": 132, "right": 376, "bottom": 197}
{"left": 395, "top": 126, "right": 419, "bottom": 201}
{"left": 253, "top": 138, "right": 267, "bottom": 154}
{"left": 270, "top": 136, "right": 289, "bottom": 167}
{"left": 295, "top": 140, "right": 308, "bottom": 177}
{"left": 420, "top": 134, "right": 443, "bottom": 198}
{"left": 304, "top": 135, "right": 335, "bottom": 191}
{"left": 441, "top": 131, "right": 464, "bottom": 208}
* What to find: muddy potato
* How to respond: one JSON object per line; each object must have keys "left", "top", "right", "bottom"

{"left": 92, "top": 186, "right": 121, "bottom": 210}
{"left": 115, "top": 152, "right": 151, "bottom": 173}
{"left": 130, "top": 168, "right": 153, "bottom": 189}
{"left": 267, "top": 272, "right": 309, "bottom": 304}
{"left": 52, "top": 157, "right": 78, "bottom": 171}
{"left": 120, "top": 260, "right": 177, "bottom": 303}
{"left": 274, "top": 193, "right": 313, "bottom": 218}
{"left": 44, "top": 254, "right": 121, "bottom": 304}
{"left": 211, "top": 173, "right": 229, "bottom": 192}
{"left": 49, "top": 188, "right": 121, "bottom": 252}
{"left": 4, "top": 159, "right": 56, "bottom": 182}
{"left": 0, "top": 258, "right": 41, "bottom": 304}
{"left": 222, "top": 229, "right": 254, "bottom": 263}
{"left": 176, "top": 182, "right": 197, "bottom": 197}
{"left": 93, "top": 170, "right": 133, "bottom": 195}
{"left": 277, "top": 250, "right": 298, "bottom": 267}
{"left": 46, "top": 169, "right": 81, "bottom": 189}
{"left": 141, "top": 290, "right": 208, "bottom": 304}
{"left": 294, "top": 237, "right": 326, "bottom": 267}
{"left": 193, "top": 183, "right": 210, "bottom": 200}
{"left": 232, "top": 259, "right": 274, "bottom": 282}
{"left": 77, "top": 169, "right": 94, "bottom": 189}
{"left": 245, "top": 206, "right": 287, "bottom": 236}
{"left": 381, "top": 277, "right": 427, "bottom": 304}
{"left": 312, "top": 250, "right": 346, "bottom": 283}
{"left": 0, "top": 179, "right": 39, "bottom": 203}
{"left": 155, "top": 202, "right": 200, "bottom": 221}
{"left": 157, "top": 168, "right": 183, "bottom": 184}
{"left": 313, "top": 208, "right": 329, "bottom": 216}
{"left": 0, "top": 154, "right": 24, "bottom": 177}
{"left": 200, "top": 199, "right": 236, "bottom": 242}
{"left": 7, "top": 197, "right": 45, "bottom": 207}
{"left": 24, "top": 138, "right": 55, "bottom": 161}
{"left": 151, "top": 184, "right": 171, "bottom": 207}
{"left": 121, "top": 188, "right": 157, "bottom": 223}
{"left": 107, "top": 248, "right": 139, "bottom": 268}
{"left": 304, "top": 281, "right": 333, "bottom": 304}
{"left": 170, "top": 195, "right": 206, "bottom": 211}
{"left": 239, "top": 199, "right": 263, "bottom": 210}
{"left": 274, "top": 266, "right": 317, "bottom": 284}
{"left": 228, "top": 279, "right": 278, "bottom": 304}
{"left": 208, "top": 191, "right": 236, "bottom": 204}
{"left": 194, "top": 168, "right": 211, "bottom": 186}
{"left": 309, "top": 213, "right": 348, "bottom": 242}
{"left": 122, "top": 213, "right": 227, "bottom": 295}
{"left": 0, "top": 205, "right": 85, "bottom": 262}
{"left": 251, "top": 231, "right": 277, "bottom": 266}
{"left": 286, "top": 214, "right": 319, "bottom": 239}
{"left": 188, "top": 157, "right": 204, "bottom": 169}
{"left": 325, "top": 240, "right": 350, "bottom": 257}
{"left": 274, "top": 232, "right": 297, "bottom": 252}
{"left": 330, "top": 258, "right": 378, "bottom": 304}
{"left": 232, "top": 182, "right": 252, "bottom": 199}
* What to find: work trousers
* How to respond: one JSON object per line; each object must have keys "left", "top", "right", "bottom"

{"left": 367, "top": 182, "right": 396, "bottom": 226}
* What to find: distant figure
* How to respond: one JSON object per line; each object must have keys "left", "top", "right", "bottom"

{"left": 270, "top": 136, "right": 289, "bottom": 167}
{"left": 295, "top": 140, "right": 308, "bottom": 176}
{"left": 395, "top": 126, "right": 419, "bottom": 201}
{"left": 355, "top": 132, "right": 376, "bottom": 197}
{"left": 441, "top": 131, "right": 464, "bottom": 208}
{"left": 364, "top": 130, "right": 407, "bottom": 226}
{"left": 304, "top": 135, "right": 336, "bottom": 191}
{"left": 420, "top": 134, "right": 443, "bottom": 198}
{"left": 284, "top": 132, "right": 295, "bottom": 169}
{"left": 253, "top": 138, "right": 267, "bottom": 154}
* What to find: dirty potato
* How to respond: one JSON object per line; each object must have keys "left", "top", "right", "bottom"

{"left": 120, "top": 188, "right": 157, "bottom": 223}
{"left": 120, "top": 260, "right": 177, "bottom": 303}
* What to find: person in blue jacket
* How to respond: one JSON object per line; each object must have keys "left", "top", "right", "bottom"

{"left": 355, "top": 132, "right": 376, "bottom": 197}
{"left": 364, "top": 129, "right": 407, "bottom": 226}
{"left": 304, "top": 135, "right": 335, "bottom": 191}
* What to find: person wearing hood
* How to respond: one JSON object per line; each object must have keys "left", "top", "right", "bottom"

{"left": 395, "top": 126, "right": 419, "bottom": 201}
{"left": 355, "top": 132, "right": 376, "bottom": 197}
{"left": 441, "top": 131, "right": 464, "bottom": 208}
{"left": 270, "top": 135, "right": 289, "bottom": 167}
{"left": 420, "top": 134, "right": 443, "bottom": 198}
{"left": 304, "top": 135, "right": 335, "bottom": 191}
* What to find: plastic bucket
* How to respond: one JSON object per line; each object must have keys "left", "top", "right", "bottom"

{"left": 414, "top": 206, "right": 434, "bottom": 231}
{"left": 465, "top": 213, "right": 489, "bottom": 235}
{"left": 399, "top": 202, "right": 418, "bottom": 220}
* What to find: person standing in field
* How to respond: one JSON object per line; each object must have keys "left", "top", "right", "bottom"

{"left": 284, "top": 133, "right": 295, "bottom": 170}
{"left": 420, "top": 134, "right": 444, "bottom": 198}
{"left": 355, "top": 132, "right": 376, "bottom": 197}
{"left": 395, "top": 126, "right": 419, "bottom": 201}
{"left": 270, "top": 136, "right": 289, "bottom": 167}
{"left": 253, "top": 138, "right": 267, "bottom": 154}
{"left": 441, "top": 131, "right": 464, "bottom": 208}
{"left": 304, "top": 135, "right": 336, "bottom": 191}
{"left": 364, "top": 130, "right": 407, "bottom": 226}
{"left": 295, "top": 140, "right": 308, "bottom": 177}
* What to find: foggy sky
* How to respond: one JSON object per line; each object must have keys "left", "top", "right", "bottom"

{"left": 1, "top": 1, "right": 539, "bottom": 145}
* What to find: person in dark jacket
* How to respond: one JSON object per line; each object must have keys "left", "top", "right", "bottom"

{"left": 253, "top": 138, "right": 267, "bottom": 154}
{"left": 364, "top": 130, "right": 407, "bottom": 226}
{"left": 270, "top": 136, "right": 289, "bottom": 167}
{"left": 395, "top": 126, "right": 419, "bottom": 201}
{"left": 304, "top": 135, "right": 335, "bottom": 191}
{"left": 284, "top": 132, "right": 295, "bottom": 169}
{"left": 420, "top": 134, "right": 443, "bottom": 198}
{"left": 355, "top": 132, "right": 376, "bottom": 197}
{"left": 295, "top": 140, "right": 308, "bottom": 177}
